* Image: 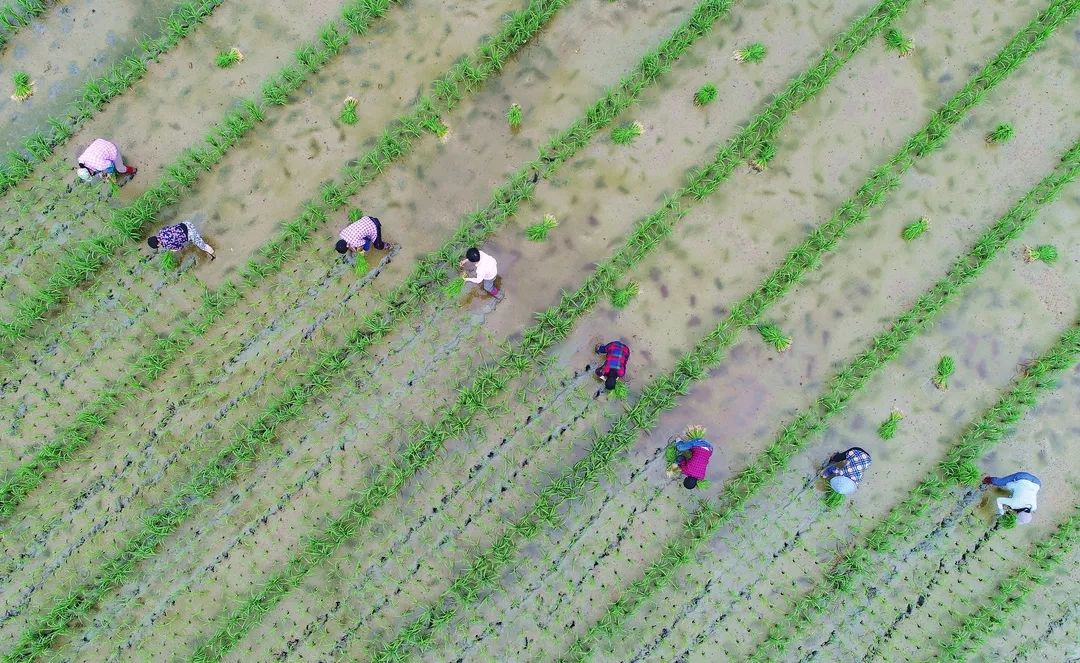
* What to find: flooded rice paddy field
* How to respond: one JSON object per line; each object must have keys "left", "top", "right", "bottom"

{"left": 0, "top": 0, "right": 1077, "bottom": 661}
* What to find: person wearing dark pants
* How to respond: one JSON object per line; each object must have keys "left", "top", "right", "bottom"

{"left": 982, "top": 471, "right": 1040, "bottom": 524}
{"left": 594, "top": 340, "right": 630, "bottom": 390}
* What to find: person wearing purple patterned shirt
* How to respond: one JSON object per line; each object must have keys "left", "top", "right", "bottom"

{"left": 147, "top": 221, "right": 216, "bottom": 259}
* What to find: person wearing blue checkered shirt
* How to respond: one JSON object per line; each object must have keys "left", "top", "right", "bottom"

{"left": 821, "top": 447, "right": 872, "bottom": 495}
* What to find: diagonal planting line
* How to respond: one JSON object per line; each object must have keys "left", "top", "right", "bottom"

{"left": 0, "top": 0, "right": 406, "bottom": 351}
{"left": 368, "top": 2, "right": 1080, "bottom": 659}
{"left": 743, "top": 320, "right": 1080, "bottom": 663}
{"left": 0, "top": 0, "right": 228, "bottom": 198}
{"left": 0, "top": 0, "right": 574, "bottom": 522}
{"left": 0, "top": 0, "right": 53, "bottom": 54}
{"left": 567, "top": 133, "right": 1080, "bottom": 662}
{"left": 935, "top": 505, "right": 1080, "bottom": 663}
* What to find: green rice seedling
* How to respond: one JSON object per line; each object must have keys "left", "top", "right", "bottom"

{"left": 750, "top": 142, "right": 777, "bottom": 171}
{"left": 664, "top": 444, "right": 678, "bottom": 463}
{"left": 1000, "top": 509, "right": 1018, "bottom": 529}
{"left": 348, "top": 207, "right": 364, "bottom": 222}
{"left": 986, "top": 123, "right": 1014, "bottom": 144}
{"left": 757, "top": 323, "right": 791, "bottom": 352}
{"left": 525, "top": 214, "right": 558, "bottom": 241}
{"left": 883, "top": 28, "right": 914, "bottom": 56}
{"left": 444, "top": 276, "right": 465, "bottom": 298}
{"left": 733, "top": 42, "right": 767, "bottom": 63}
{"left": 697, "top": 479, "right": 711, "bottom": 490}
{"left": 1023, "top": 244, "right": 1057, "bottom": 263}
{"left": 933, "top": 355, "right": 955, "bottom": 389}
{"left": 823, "top": 489, "right": 845, "bottom": 509}
{"left": 160, "top": 251, "right": 178, "bottom": 272}
{"left": 684, "top": 425, "right": 707, "bottom": 440}
{"left": 693, "top": 83, "right": 717, "bottom": 106}
{"left": 877, "top": 409, "right": 903, "bottom": 439}
{"left": 901, "top": 216, "right": 929, "bottom": 240}
{"left": 215, "top": 47, "right": 243, "bottom": 68}
{"left": 610, "top": 282, "right": 638, "bottom": 309}
{"left": 611, "top": 121, "right": 643, "bottom": 145}
{"left": 506, "top": 102, "right": 522, "bottom": 129}
{"left": 11, "top": 70, "right": 32, "bottom": 100}
{"left": 610, "top": 381, "right": 629, "bottom": 400}
{"left": 340, "top": 96, "right": 359, "bottom": 125}
{"left": 353, "top": 252, "right": 369, "bottom": 276}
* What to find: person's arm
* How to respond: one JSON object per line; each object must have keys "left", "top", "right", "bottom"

{"left": 596, "top": 343, "right": 609, "bottom": 355}
{"left": 185, "top": 225, "right": 216, "bottom": 258}
{"left": 987, "top": 475, "right": 1012, "bottom": 488}
{"left": 463, "top": 273, "right": 482, "bottom": 283}
{"left": 675, "top": 440, "right": 695, "bottom": 453}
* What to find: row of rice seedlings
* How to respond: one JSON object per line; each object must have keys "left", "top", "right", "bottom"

{"left": 609, "top": 282, "right": 638, "bottom": 309}
{"left": 932, "top": 505, "right": 1080, "bottom": 662}
{"left": 194, "top": 0, "right": 852, "bottom": 656}
{"left": 365, "top": 0, "right": 933, "bottom": 657}
{"left": 548, "top": 6, "right": 1080, "bottom": 652}
{"left": 0, "top": 0, "right": 403, "bottom": 352}
{"left": 0, "top": 0, "right": 573, "bottom": 524}
{"left": 0, "top": 0, "right": 52, "bottom": 52}
{"left": 0, "top": 0, "right": 228, "bottom": 196}
{"left": 744, "top": 321, "right": 1080, "bottom": 663}
{"left": 4, "top": 0, "right": 721, "bottom": 657}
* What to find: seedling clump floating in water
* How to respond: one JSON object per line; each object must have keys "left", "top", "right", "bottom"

{"left": 525, "top": 214, "right": 558, "bottom": 241}
{"left": 1000, "top": 510, "right": 1018, "bottom": 529}
{"left": 883, "top": 28, "right": 914, "bottom": 56}
{"left": 694, "top": 83, "right": 718, "bottom": 106}
{"left": 506, "top": 103, "right": 523, "bottom": 129}
{"left": 216, "top": 47, "right": 244, "bottom": 68}
{"left": 823, "top": 489, "right": 845, "bottom": 509}
{"left": 933, "top": 355, "right": 955, "bottom": 390}
{"left": 1023, "top": 244, "right": 1057, "bottom": 263}
{"left": 611, "top": 121, "right": 643, "bottom": 145}
{"left": 877, "top": 409, "right": 904, "bottom": 440}
{"left": 12, "top": 71, "right": 33, "bottom": 100}
{"left": 986, "top": 123, "right": 1014, "bottom": 144}
{"left": 340, "top": 96, "right": 359, "bottom": 125}
{"left": 901, "top": 216, "right": 929, "bottom": 240}
{"left": 610, "top": 282, "right": 638, "bottom": 309}
{"left": 733, "top": 42, "right": 767, "bottom": 63}
{"left": 757, "top": 323, "right": 791, "bottom": 352}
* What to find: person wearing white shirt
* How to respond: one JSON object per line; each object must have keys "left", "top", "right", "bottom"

{"left": 982, "top": 471, "right": 1040, "bottom": 524}
{"left": 461, "top": 247, "right": 500, "bottom": 297}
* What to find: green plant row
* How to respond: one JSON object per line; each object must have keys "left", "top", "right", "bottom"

{"left": 930, "top": 504, "right": 1080, "bottom": 663}
{"left": 0, "top": 0, "right": 419, "bottom": 522}
{"left": 0, "top": 0, "right": 226, "bottom": 195}
{"left": 364, "top": 0, "right": 931, "bottom": 658}
{"left": 0, "top": 0, "right": 52, "bottom": 52}
{"left": 744, "top": 320, "right": 1080, "bottom": 663}
{"left": 569, "top": 132, "right": 1080, "bottom": 663}
{"left": 381, "top": 3, "right": 1080, "bottom": 657}
{"left": 0, "top": 0, "right": 404, "bottom": 353}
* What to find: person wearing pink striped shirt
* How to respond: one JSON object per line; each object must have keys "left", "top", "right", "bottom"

{"left": 76, "top": 138, "right": 137, "bottom": 182}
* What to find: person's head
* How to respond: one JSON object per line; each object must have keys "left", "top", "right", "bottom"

{"left": 604, "top": 373, "right": 618, "bottom": 391}
{"left": 335, "top": 239, "right": 348, "bottom": 254}
{"left": 1016, "top": 510, "right": 1033, "bottom": 525}
{"left": 147, "top": 236, "right": 159, "bottom": 250}
{"left": 683, "top": 477, "right": 698, "bottom": 490}
{"left": 829, "top": 475, "right": 857, "bottom": 495}
{"left": 828, "top": 451, "right": 847, "bottom": 464}
{"left": 76, "top": 167, "right": 92, "bottom": 182}
{"left": 466, "top": 247, "right": 481, "bottom": 263}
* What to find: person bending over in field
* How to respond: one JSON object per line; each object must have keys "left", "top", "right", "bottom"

{"left": 336, "top": 214, "right": 386, "bottom": 258}
{"left": 147, "top": 221, "right": 216, "bottom": 260}
{"left": 670, "top": 435, "right": 712, "bottom": 490}
{"left": 76, "top": 138, "right": 137, "bottom": 182}
{"left": 460, "top": 247, "right": 500, "bottom": 297}
{"left": 821, "top": 447, "right": 871, "bottom": 495}
{"left": 982, "top": 471, "right": 1040, "bottom": 524}
{"left": 594, "top": 340, "right": 630, "bottom": 390}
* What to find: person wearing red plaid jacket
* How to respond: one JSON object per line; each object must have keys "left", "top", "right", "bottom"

{"left": 594, "top": 340, "right": 630, "bottom": 390}
{"left": 821, "top": 447, "right": 872, "bottom": 495}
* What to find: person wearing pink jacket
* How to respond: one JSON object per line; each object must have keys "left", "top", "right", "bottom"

{"left": 674, "top": 437, "right": 713, "bottom": 489}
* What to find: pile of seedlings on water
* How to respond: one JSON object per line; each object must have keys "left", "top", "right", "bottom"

{"left": 733, "top": 42, "right": 766, "bottom": 63}
{"left": 609, "top": 282, "right": 638, "bottom": 309}
{"left": 11, "top": 70, "right": 32, "bottom": 100}
{"left": 1022, "top": 244, "right": 1057, "bottom": 263}
{"left": 611, "top": 121, "right": 643, "bottom": 145}
{"left": 340, "top": 96, "right": 359, "bottom": 124}
{"left": 757, "top": 322, "right": 791, "bottom": 352}
{"left": 986, "top": 122, "right": 1014, "bottom": 144}
{"left": 694, "top": 83, "right": 718, "bottom": 106}
{"left": 507, "top": 103, "right": 523, "bottom": 129}
{"left": 883, "top": 27, "right": 913, "bottom": 56}
{"left": 877, "top": 409, "right": 903, "bottom": 439}
{"left": 525, "top": 214, "right": 558, "bottom": 241}
{"left": 901, "top": 216, "right": 929, "bottom": 240}
{"left": 932, "top": 355, "right": 954, "bottom": 389}
{"left": 216, "top": 47, "right": 244, "bottom": 68}
{"left": 823, "top": 489, "right": 845, "bottom": 509}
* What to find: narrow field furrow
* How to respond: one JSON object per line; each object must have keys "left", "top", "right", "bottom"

{"left": 0, "top": 0, "right": 563, "bottom": 523}
{"left": 997, "top": 597, "right": 1079, "bottom": 663}
{"left": 0, "top": 0, "right": 226, "bottom": 196}
{"left": 0, "top": 0, "right": 404, "bottom": 350}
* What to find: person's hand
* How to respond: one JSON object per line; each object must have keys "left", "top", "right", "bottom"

{"left": 982, "top": 476, "right": 993, "bottom": 486}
